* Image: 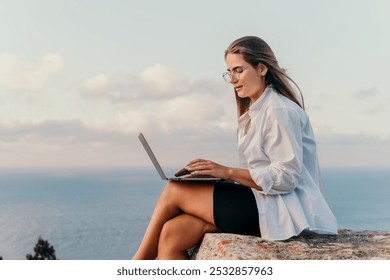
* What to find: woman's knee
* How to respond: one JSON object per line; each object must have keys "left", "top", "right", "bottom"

{"left": 164, "top": 181, "right": 182, "bottom": 195}
{"left": 163, "top": 181, "right": 189, "bottom": 199}
{"left": 160, "top": 181, "right": 193, "bottom": 207}
{"left": 157, "top": 181, "right": 183, "bottom": 207}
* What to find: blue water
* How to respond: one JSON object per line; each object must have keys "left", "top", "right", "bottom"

{"left": 0, "top": 167, "right": 389, "bottom": 260}
{"left": 321, "top": 167, "right": 390, "bottom": 232}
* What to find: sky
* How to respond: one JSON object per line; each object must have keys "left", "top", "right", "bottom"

{"left": 0, "top": 0, "right": 389, "bottom": 169}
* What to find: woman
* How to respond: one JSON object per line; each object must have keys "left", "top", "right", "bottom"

{"left": 132, "top": 36, "right": 338, "bottom": 260}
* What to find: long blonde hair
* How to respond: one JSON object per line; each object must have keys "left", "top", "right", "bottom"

{"left": 225, "top": 36, "right": 304, "bottom": 117}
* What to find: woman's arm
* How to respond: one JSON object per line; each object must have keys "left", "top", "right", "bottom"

{"left": 226, "top": 167, "right": 263, "bottom": 190}
{"left": 246, "top": 107, "right": 304, "bottom": 195}
{"left": 185, "top": 159, "right": 263, "bottom": 190}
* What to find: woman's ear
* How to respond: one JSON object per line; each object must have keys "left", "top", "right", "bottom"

{"left": 257, "top": 64, "right": 268, "bottom": 77}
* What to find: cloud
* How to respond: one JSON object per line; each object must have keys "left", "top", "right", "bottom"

{"left": 10, "top": 64, "right": 389, "bottom": 168}
{"left": 0, "top": 119, "right": 138, "bottom": 167}
{"left": 307, "top": 128, "right": 390, "bottom": 167}
{"left": 0, "top": 64, "right": 240, "bottom": 167}
{"left": 316, "top": 132, "right": 390, "bottom": 167}
{"left": 78, "top": 74, "right": 129, "bottom": 102}
{"left": 79, "top": 64, "right": 189, "bottom": 103}
{"left": 0, "top": 53, "right": 64, "bottom": 93}
{"left": 354, "top": 87, "right": 379, "bottom": 98}
{"left": 363, "top": 100, "right": 390, "bottom": 114}
{"left": 136, "top": 64, "right": 189, "bottom": 99}
{"left": 317, "top": 132, "right": 390, "bottom": 147}
{"left": 0, "top": 118, "right": 238, "bottom": 168}
{"left": 350, "top": 87, "right": 390, "bottom": 114}
{"left": 79, "top": 64, "right": 236, "bottom": 135}
{"left": 0, "top": 119, "right": 129, "bottom": 147}
{"left": 2, "top": 120, "right": 389, "bottom": 168}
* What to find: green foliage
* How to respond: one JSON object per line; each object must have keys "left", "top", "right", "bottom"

{"left": 26, "top": 236, "right": 57, "bottom": 260}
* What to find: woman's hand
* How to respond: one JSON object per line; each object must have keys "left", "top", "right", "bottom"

{"left": 185, "top": 159, "right": 231, "bottom": 180}
{"left": 185, "top": 159, "right": 262, "bottom": 190}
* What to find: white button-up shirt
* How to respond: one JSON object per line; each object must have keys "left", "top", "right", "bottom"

{"left": 238, "top": 86, "right": 338, "bottom": 240}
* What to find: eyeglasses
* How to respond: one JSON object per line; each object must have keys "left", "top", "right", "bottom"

{"left": 222, "top": 67, "right": 247, "bottom": 83}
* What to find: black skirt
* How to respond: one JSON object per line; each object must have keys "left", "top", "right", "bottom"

{"left": 213, "top": 181, "right": 261, "bottom": 236}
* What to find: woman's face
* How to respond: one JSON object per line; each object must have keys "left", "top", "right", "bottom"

{"left": 225, "top": 53, "right": 267, "bottom": 103}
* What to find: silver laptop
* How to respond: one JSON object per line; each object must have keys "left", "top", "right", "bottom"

{"left": 138, "top": 133, "right": 220, "bottom": 181}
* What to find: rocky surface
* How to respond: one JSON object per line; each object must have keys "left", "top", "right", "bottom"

{"left": 190, "top": 230, "right": 390, "bottom": 260}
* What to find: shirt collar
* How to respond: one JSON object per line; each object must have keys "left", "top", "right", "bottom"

{"left": 249, "top": 85, "right": 273, "bottom": 112}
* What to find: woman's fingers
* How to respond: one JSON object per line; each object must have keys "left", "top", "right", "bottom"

{"left": 187, "top": 158, "right": 206, "bottom": 166}
{"left": 184, "top": 159, "right": 228, "bottom": 179}
{"left": 187, "top": 159, "right": 212, "bottom": 171}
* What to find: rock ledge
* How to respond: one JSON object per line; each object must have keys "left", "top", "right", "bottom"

{"left": 190, "top": 230, "right": 390, "bottom": 260}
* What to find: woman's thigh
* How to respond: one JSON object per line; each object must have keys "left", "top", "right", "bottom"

{"left": 162, "top": 181, "right": 216, "bottom": 226}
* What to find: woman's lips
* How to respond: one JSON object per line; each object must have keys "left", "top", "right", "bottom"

{"left": 235, "top": 85, "right": 243, "bottom": 91}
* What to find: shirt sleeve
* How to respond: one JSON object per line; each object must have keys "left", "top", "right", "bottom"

{"left": 249, "top": 107, "right": 304, "bottom": 195}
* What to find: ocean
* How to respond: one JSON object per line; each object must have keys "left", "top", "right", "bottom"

{"left": 0, "top": 167, "right": 389, "bottom": 260}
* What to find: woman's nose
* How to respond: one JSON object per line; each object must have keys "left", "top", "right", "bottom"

{"left": 230, "top": 74, "right": 239, "bottom": 84}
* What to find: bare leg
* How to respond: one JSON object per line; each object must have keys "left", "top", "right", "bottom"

{"left": 157, "top": 213, "right": 220, "bottom": 260}
{"left": 132, "top": 181, "right": 216, "bottom": 260}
